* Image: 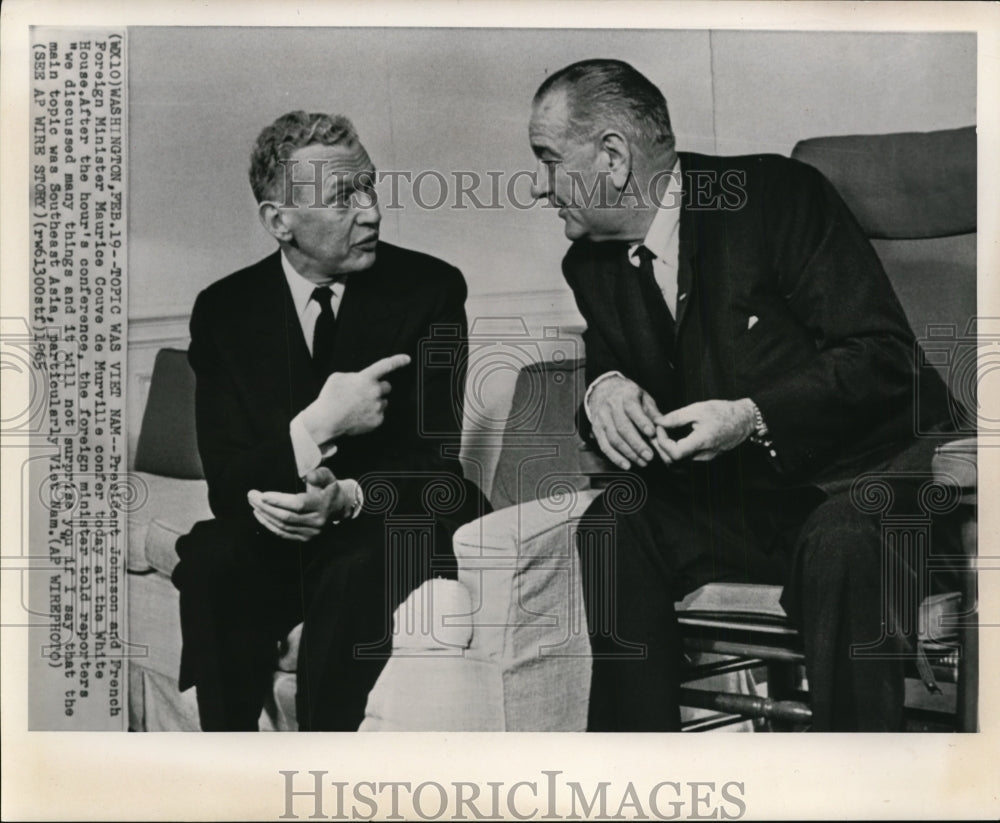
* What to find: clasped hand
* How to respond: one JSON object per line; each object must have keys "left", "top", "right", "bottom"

{"left": 588, "top": 375, "right": 755, "bottom": 469}
{"left": 248, "top": 467, "right": 353, "bottom": 542}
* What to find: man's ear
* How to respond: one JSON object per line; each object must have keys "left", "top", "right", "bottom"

{"left": 258, "top": 201, "right": 293, "bottom": 243}
{"left": 598, "top": 130, "right": 633, "bottom": 189}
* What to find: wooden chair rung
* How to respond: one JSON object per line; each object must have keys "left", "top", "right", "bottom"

{"left": 679, "top": 687, "right": 813, "bottom": 725}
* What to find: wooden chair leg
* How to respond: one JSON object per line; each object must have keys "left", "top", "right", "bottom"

{"left": 765, "top": 662, "right": 802, "bottom": 731}
{"left": 679, "top": 687, "right": 812, "bottom": 727}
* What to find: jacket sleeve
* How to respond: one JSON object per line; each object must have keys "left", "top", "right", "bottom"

{"left": 385, "top": 267, "right": 468, "bottom": 472}
{"left": 188, "top": 290, "right": 302, "bottom": 519}
{"left": 562, "top": 254, "right": 631, "bottom": 444}
{"left": 349, "top": 267, "right": 481, "bottom": 520}
{"left": 749, "top": 160, "right": 918, "bottom": 475}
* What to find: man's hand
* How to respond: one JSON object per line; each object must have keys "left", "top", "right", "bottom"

{"left": 588, "top": 375, "right": 662, "bottom": 470}
{"left": 653, "top": 399, "right": 756, "bottom": 463}
{"left": 248, "top": 467, "right": 353, "bottom": 542}
{"left": 299, "top": 354, "right": 411, "bottom": 445}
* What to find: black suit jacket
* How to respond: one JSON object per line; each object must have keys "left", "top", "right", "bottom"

{"left": 187, "top": 241, "right": 470, "bottom": 521}
{"left": 564, "top": 152, "right": 952, "bottom": 488}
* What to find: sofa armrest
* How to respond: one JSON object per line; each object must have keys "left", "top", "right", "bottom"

{"left": 452, "top": 490, "right": 601, "bottom": 659}
{"left": 932, "top": 436, "right": 976, "bottom": 504}
{"left": 449, "top": 490, "right": 601, "bottom": 730}
{"left": 577, "top": 442, "right": 616, "bottom": 478}
{"left": 931, "top": 436, "right": 977, "bottom": 567}
{"left": 363, "top": 497, "right": 602, "bottom": 732}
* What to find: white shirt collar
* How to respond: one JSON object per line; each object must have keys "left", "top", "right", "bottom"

{"left": 280, "top": 252, "right": 347, "bottom": 320}
{"left": 630, "top": 157, "right": 682, "bottom": 264}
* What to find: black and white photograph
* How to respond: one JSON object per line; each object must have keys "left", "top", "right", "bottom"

{"left": 2, "top": 1, "right": 998, "bottom": 819}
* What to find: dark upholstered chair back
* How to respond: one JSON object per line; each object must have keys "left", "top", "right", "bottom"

{"left": 133, "top": 348, "right": 204, "bottom": 480}
{"left": 792, "top": 127, "right": 976, "bottom": 357}
{"left": 488, "top": 356, "right": 589, "bottom": 511}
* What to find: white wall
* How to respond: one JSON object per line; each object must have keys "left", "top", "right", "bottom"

{"left": 710, "top": 31, "right": 975, "bottom": 156}
{"left": 127, "top": 28, "right": 974, "bottom": 322}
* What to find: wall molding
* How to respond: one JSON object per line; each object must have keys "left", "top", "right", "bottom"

{"left": 128, "top": 314, "right": 190, "bottom": 348}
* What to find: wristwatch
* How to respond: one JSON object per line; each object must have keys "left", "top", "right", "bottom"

{"left": 346, "top": 479, "right": 364, "bottom": 519}
{"left": 331, "top": 479, "right": 364, "bottom": 525}
{"left": 747, "top": 400, "right": 771, "bottom": 445}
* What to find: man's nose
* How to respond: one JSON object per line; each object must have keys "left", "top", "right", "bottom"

{"left": 530, "top": 161, "right": 551, "bottom": 202}
{"left": 356, "top": 198, "right": 381, "bottom": 226}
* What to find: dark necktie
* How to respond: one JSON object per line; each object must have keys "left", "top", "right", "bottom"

{"left": 616, "top": 244, "right": 678, "bottom": 409}
{"left": 634, "top": 245, "right": 676, "bottom": 342}
{"left": 311, "top": 286, "right": 337, "bottom": 376}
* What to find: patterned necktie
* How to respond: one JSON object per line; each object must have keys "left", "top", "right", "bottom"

{"left": 311, "top": 286, "right": 336, "bottom": 376}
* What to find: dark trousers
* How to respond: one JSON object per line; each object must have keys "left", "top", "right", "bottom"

{"left": 172, "top": 506, "right": 464, "bottom": 731}
{"left": 577, "top": 438, "right": 960, "bottom": 732}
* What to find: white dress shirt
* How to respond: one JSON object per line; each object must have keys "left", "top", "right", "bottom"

{"left": 628, "top": 160, "right": 683, "bottom": 317}
{"left": 282, "top": 253, "right": 362, "bottom": 518}
{"left": 584, "top": 160, "right": 682, "bottom": 419}
{"left": 281, "top": 253, "right": 348, "bottom": 355}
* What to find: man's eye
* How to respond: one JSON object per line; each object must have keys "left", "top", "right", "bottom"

{"left": 327, "top": 188, "right": 377, "bottom": 209}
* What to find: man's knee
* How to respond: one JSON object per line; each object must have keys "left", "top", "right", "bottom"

{"left": 796, "top": 499, "right": 882, "bottom": 585}
{"left": 172, "top": 517, "right": 256, "bottom": 591}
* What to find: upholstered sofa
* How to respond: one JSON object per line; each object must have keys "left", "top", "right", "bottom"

{"left": 124, "top": 341, "right": 600, "bottom": 731}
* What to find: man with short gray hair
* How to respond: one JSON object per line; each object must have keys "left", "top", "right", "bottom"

{"left": 172, "top": 110, "right": 486, "bottom": 731}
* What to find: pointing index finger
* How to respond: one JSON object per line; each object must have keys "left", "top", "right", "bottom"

{"left": 362, "top": 353, "right": 411, "bottom": 379}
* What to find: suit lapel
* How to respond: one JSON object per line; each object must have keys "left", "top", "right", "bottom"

{"left": 674, "top": 195, "right": 697, "bottom": 333}
{"left": 247, "top": 252, "right": 318, "bottom": 416}
{"left": 572, "top": 241, "right": 630, "bottom": 364}
{"left": 608, "top": 244, "right": 679, "bottom": 409}
{"left": 329, "top": 248, "right": 409, "bottom": 373}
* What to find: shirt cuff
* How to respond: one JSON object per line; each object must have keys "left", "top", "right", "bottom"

{"left": 584, "top": 370, "right": 626, "bottom": 422}
{"left": 290, "top": 412, "right": 338, "bottom": 479}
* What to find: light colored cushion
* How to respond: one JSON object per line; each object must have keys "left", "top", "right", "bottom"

{"left": 361, "top": 657, "right": 505, "bottom": 731}
{"left": 130, "top": 667, "right": 200, "bottom": 732}
{"left": 127, "top": 570, "right": 183, "bottom": 680}
{"left": 127, "top": 472, "right": 212, "bottom": 575}
{"left": 452, "top": 492, "right": 599, "bottom": 730}
{"left": 453, "top": 491, "right": 598, "bottom": 659}
{"left": 392, "top": 578, "right": 473, "bottom": 651}
{"left": 276, "top": 623, "right": 302, "bottom": 673}
{"left": 262, "top": 671, "right": 298, "bottom": 731}
{"left": 360, "top": 579, "right": 503, "bottom": 730}
{"left": 932, "top": 437, "right": 977, "bottom": 497}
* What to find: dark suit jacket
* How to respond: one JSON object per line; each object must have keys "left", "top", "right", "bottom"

{"left": 187, "top": 241, "right": 471, "bottom": 522}
{"left": 564, "top": 152, "right": 952, "bottom": 489}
